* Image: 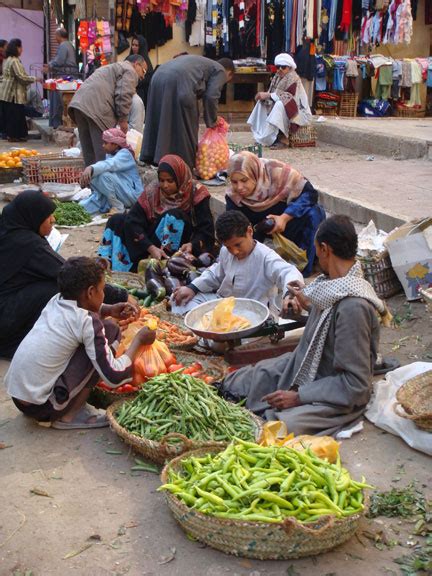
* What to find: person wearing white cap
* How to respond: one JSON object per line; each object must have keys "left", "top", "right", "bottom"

{"left": 247, "top": 53, "right": 312, "bottom": 148}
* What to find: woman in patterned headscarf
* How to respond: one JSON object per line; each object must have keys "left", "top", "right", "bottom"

{"left": 226, "top": 151, "right": 325, "bottom": 276}
{"left": 99, "top": 154, "right": 215, "bottom": 271}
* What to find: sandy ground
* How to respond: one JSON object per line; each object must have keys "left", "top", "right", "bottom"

{"left": 1, "top": 221, "right": 432, "bottom": 576}
{"left": 1, "top": 134, "right": 432, "bottom": 575}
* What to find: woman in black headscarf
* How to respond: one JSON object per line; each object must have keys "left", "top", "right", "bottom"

{"left": 0, "top": 190, "right": 129, "bottom": 359}
{"left": 129, "top": 35, "right": 153, "bottom": 108}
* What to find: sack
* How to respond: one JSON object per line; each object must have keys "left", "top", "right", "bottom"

{"left": 196, "top": 117, "right": 230, "bottom": 180}
{"left": 272, "top": 233, "right": 308, "bottom": 271}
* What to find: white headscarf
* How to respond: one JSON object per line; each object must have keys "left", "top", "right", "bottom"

{"left": 274, "top": 53, "right": 297, "bottom": 70}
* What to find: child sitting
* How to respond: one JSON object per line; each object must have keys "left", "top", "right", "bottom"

{"left": 5, "top": 256, "right": 155, "bottom": 430}
{"left": 79, "top": 128, "right": 143, "bottom": 214}
{"left": 172, "top": 211, "right": 303, "bottom": 314}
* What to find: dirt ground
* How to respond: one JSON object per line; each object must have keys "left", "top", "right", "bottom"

{"left": 1, "top": 138, "right": 431, "bottom": 575}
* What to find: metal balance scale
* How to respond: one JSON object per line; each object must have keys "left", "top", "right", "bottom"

{"left": 184, "top": 298, "right": 308, "bottom": 366}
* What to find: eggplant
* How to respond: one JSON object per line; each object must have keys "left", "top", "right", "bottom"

{"left": 254, "top": 218, "right": 275, "bottom": 235}
{"left": 145, "top": 258, "right": 165, "bottom": 283}
{"left": 146, "top": 278, "right": 166, "bottom": 301}
{"left": 196, "top": 252, "right": 215, "bottom": 268}
{"left": 163, "top": 275, "right": 182, "bottom": 296}
{"left": 172, "top": 250, "right": 199, "bottom": 265}
{"left": 167, "top": 256, "right": 195, "bottom": 277}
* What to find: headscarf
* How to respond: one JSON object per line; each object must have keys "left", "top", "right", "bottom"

{"left": 129, "top": 35, "right": 154, "bottom": 76}
{"left": 289, "top": 261, "right": 392, "bottom": 391}
{"left": 0, "top": 190, "right": 56, "bottom": 287}
{"left": 274, "top": 53, "right": 297, "bottom": 69}
{"left": 138, "top": 154, "right": 210, "bottom": 220}
{"left": 227, "top": 151, "right": 307, "bottom": 212}
{"left": 102, "top": 128, "right": 135, "bottom": 156}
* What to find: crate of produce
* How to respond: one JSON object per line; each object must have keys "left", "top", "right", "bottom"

{"left": 394, "top": 369, "right": 432, "bottom": 431}
{"left": 229, "top": 143, "right": 263, "bottom": 158}
{"left": 22, "top": 153, "right": 84, "bottom": 184}
{"left": 289, "top": 125, "right": 317, "bottom": 148}
{"left": 0, "top": 148, "right": 39, "bottom": 184}
{"left": 159, "top": 443, "right": 367, "bottom": 559}
{"left": 358, "top": 251, "right": 402, "bottom": 299}
{"left": 339, "top": 92, "right": 358, "bottom": 117}
{"left": 106, "top": 372, "right": 262, "bottom": 464}
{"left": 394, "top": 106, "right": 426, "bottom": 118}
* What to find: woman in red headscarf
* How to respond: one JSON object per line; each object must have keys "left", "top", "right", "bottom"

{"left": 98, "top": 154, "right": 215, "bottom": 271}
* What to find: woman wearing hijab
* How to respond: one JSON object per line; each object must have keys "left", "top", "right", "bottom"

{"left": 0, "top": 190, "right": 131, "bottom": 359}
{"left": 218, "top": 215, "right": 391, "bottom": 436}
{"left": 99, "top": 154, "right": 215, "bottom": 271}
{"left": 129, "top": 35, "right": 153, "bottom": 108}
{"left": 226, "top": 151, "right": 325, "bottom": 276}
{"left": 79, "top": 128, "right": 143, "bottom": 214}
{"left": 248, "top": 53, "right": 312, "bottom": 148}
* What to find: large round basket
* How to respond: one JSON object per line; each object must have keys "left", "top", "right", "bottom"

{"left": 88, "top": 385, "right": 138, "bottom": 410}
{"left": 173, "top": 350, "right": 228, "bottom": 381}
{"left": 160, "top": 446, "right": 364, "bottom": 560}
{"left": 394, "top": 370, "right": 432, "bottom": 431}
{"left": 107, "top": 401, "right": 262, "bottom": 465}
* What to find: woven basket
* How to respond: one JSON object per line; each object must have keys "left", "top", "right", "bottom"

{"left": 393, "top": 370, "right": 432, "bottom": 431}
{"left": 289, "top": 125, "right": 317, "bottom": 148}
{"left": 22, "top": 153, "right": 84, "bottom": 184}
{"left": 358, "top": 252, "right": 402, "bottom": 299}
{"left": 107, "top": 402, "right": 262, "bottom": 465}
{"left": 419, "top": 287, "right": 432, "bottom": 313}
{"left": 339, "top": 93, "right": 358, "bottom": 117}
{"left": 394, "top": 107, "right": 426, "bottom": 118}
{"left": 160, "top": 446, "right": 363, "bottom": 559}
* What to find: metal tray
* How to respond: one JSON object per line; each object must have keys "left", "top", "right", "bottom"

{"left": 184, "top": 298, "right": 269, "bottom": 342}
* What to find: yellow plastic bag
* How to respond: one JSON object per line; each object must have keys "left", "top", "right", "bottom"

{"left": 259, "top": 421, "right": 340, "bottom": 463}
{"left": 272, "top": 233, "right": 308, "bottom": 271}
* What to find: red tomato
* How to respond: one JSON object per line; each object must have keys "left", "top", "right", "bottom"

{"left": 122, "top": 384, "right": 136, "bottom": 393}
{"left": 183, "top": 367, "right": 195, "bottom": 375}
{"left": 115, "top": 385, "right": 125, "bottom": 393}
{"left": 168, "top": 364, "right": 183, "bottom": 373}
{"left": 203, "top": 376, "right": 213, "bottom": 384}
{"left": 97, "top": 381, "right": 110, "bottom": 391}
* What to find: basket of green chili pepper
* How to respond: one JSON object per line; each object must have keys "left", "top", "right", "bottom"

{"left": 158, "top": 441, "right": 372, "bottom": 560}
{"left": 106, "top": 373, "right": 262, "bottom": 465}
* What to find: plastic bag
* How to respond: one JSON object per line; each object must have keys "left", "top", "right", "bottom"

{"left": 259, "top": 421, "right": 340, "bottom": 463}
{"left": 196, "top": 117, "right": 230, "bottom": 180}
{"left": 126, "top": 128, "right": 143, "bottom": 160}
{"left": 272, "top": 233, "right": 308, "bottom": 271}
{"left": 200, "top": 297, "right": 251, "bottom": 332}
{"left": 133, "top": 340, "right": 177, "bottom": 386}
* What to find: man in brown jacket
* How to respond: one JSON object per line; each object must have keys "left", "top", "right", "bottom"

{"left": 69, "top": 56, "right": 146, "bottom": 166}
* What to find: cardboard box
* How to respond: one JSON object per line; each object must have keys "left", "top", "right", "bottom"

{"left": 386, "top": 218, "right": 432, "bottom": 300}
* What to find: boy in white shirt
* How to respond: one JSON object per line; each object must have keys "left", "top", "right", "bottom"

{"left": 172, "top": 211, "right": 303, "bottom": 314}
{"left": 5, "top": 257, "right": 155, "bottom": 429}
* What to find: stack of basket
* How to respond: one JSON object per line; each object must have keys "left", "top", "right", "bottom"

{"left": 289, "top": 125, "right": 317, "bottom": 148}
{"left": 339, "top": 93, "right": 358, "bottom": 117}
{"left": 358, "top": 251, "right": 402, "bottom": 299}
{"left": 394, "top": 370, "right": 432, "bottom": 431}
{"left": 394, "top": 106, "right": 426, "bottom": 118}
{"left": 22, "top": 153, "right": 84, "bottom": 185}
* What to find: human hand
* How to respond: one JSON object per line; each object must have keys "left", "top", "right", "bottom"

{"left": 180, "top": 242, "right": 193, "bottom": 254}
{"left": 118, "top": 120, "right": 128, "bottom": 134}
{"left": 282, "top": 280, "right": 310, "bottom": 316}
{"left": 262, "top": 390, "right": 301, "bottom": 410}
{"left": 108, "top": 301, "right": 140, "bottom": 320}
{"left": 267, "top": 213, "right": 291, "bottom": 234}
{"left": 148, "top": 245, "right": 169, "bottom": 260}
{"left": 134, "top": 326, "right": 156, "bottom": 346}
{"left": 80, "top": 166, "right": 93, "bottom": 188}
{"left": 173, "top": 286, "right": 195, "bottom": 305}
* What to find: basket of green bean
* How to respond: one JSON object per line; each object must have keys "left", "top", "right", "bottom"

{"left": 159, "top": 441, "right": 371, "bottom": 559}
{"left": 106, "top": 372, "right": 262, "bottom": 465}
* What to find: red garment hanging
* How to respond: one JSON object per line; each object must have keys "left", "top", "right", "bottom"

{"left": 339, "top": 0, "right": 353, "bottom": 33}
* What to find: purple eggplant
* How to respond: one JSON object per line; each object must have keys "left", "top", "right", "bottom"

{"left": 163, "top": 275, "right": 182, "bottom": 296}
{"left": 196, "top": 252, "right": 215, "bottom": 268}
{"left": 167, "top": 256, "right": 195, "bottom": 277}
{"left": 146, "top": 278, "right": 166, "bottom": 301}
{"left": 145, "top": 258, "right": 165, "bottom": 283}
{"left": 254, "top": 218, "right": 275, "bottom": 235}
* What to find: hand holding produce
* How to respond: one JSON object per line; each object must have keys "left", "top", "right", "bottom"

{"left": 80, "top": 166, "right": 93, "bottom": 188}
{"left": 104, "top": 301, "right": 140, "bottom": 320}
{"left": 148, "top": 245, "right": 169, "bottom": 260}
{"left": 159, "top": 440, "right": 373, "bottom": 524}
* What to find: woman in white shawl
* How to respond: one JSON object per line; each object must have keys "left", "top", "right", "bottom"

{"left": 248, "top": 53, "right": 312, "bottom": 148}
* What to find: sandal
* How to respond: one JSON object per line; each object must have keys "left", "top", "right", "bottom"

{"left": 51, "top": 403, "right": 109, "bottom": 430}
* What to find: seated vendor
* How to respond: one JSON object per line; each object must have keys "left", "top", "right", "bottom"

{"left": 248, "top": 53, "right": 312, "bottom": 149}
{"left": 172, "top": 211, "right": 303, "bottom": 314}
{"left": 0, "top": 190, "right": 129, "bottom": 359}
{"left": 5, "top": 257, "right": 156, "bottom": 430}
{"left": 226, "top": 151, "right": 325, "bottom": 277}
{"left": 98, "top": 154, "right": 215, "bottom": 271}
{"left": 79, "top": 128, "right": 143, "bottom": 214}
{"left": 217, "top": 215, "right": 392, "bottom": 437}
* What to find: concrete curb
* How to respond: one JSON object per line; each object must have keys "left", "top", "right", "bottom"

{"left": 314, "top": 121, "right": 431, "bottom": 160}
